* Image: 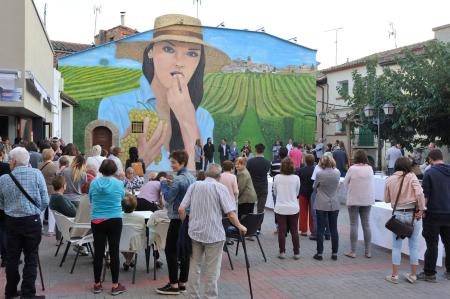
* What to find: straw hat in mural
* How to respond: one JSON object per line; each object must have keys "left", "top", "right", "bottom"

{"left": 116, "top": 14, "right": 231, "bottom": 73}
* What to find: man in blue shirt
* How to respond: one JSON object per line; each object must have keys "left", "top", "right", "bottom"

{"left": 0, "top": 147, "right": 49, "bottom": 299}
{"left": 417, "top": 149, "right": 450, "bottom": 282}
{"left": 0, "top": 147, "right": 11, "bottom": 268}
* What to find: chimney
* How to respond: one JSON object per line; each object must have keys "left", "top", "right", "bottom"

{"left": 120, "top": 12, "right": 126, "bottom": 26}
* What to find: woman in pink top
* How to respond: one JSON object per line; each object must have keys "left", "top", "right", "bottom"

{"left": 344, "top": 150, "right": 374, "bottom": 259}
{"left": 136, "top": 172, "right": 167, "bottom": 211}
{"left": 288, "top": 143, "right": 304, "bottom": 171}
{"left": 219, "top": 160, "right": 239, "bottom": 206}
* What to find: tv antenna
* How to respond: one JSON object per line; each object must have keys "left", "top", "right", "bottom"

{"left": 388, "top": 22, "right": 397, "bottom": 48}
{"left": 325, "top": 27, "right": 343, "bottom": 66}
{"left": 93, "top": 5, "right": 102, "bottom": 37}
{"left": 43, "top": 3, "right": 48, "bottom": 28}
{"left": 193, "top": 0, "right": 202, "bottom": 18}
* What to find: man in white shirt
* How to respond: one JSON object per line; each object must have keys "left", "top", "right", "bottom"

{"left": 179, "top": 164, "right": 246, "bottom": 299}
{"left": 385, "top": 143, "right": 403, "bottom": 175}
{"left": 108, "top": 146, "right": 124, "bottom": 177}
{"left": 286, "top": 138, "right": 293, "bottom": 153}
{"left": 314, "top": 138, "right": 325, "bottom": 162}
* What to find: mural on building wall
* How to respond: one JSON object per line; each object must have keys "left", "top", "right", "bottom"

{"left": 59, "top": 14, "right": 317, "bottom": 171}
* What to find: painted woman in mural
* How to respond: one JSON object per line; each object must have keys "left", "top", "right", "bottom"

{"left": 98, "top": 14, "right": 230, "bottom": 170}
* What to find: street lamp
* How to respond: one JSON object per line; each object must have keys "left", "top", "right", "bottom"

{"left": 363, "top": 102, "right": 395, "bottom": 171}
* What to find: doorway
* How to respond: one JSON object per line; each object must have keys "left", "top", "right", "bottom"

{"left": 92, "top": 126, "right": 112, "bottom": 154}
{"left": 0, "top": 116, "right": 8, "bottom": 139}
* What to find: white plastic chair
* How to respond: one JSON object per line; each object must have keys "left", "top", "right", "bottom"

{"left": 53, "top": 212, "right": 93, "bottom": 274}
{"left": 102, "top": 223, "right": 145, "bottom": 284}
{"left": 151, "top": 220, "right": 170, "bottom": 280}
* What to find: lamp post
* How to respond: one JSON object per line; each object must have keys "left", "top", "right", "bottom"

{"left": 319, "top": 111, "right": 327, "bottom": 139}
{"left": 363, "top": 103, "right": 395, "bottom": 171}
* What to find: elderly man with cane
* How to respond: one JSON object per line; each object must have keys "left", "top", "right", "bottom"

{"left": 0, "top": 147, "right": 49, "bottom": 299}
{"left": 179, "top": 163, "right": 247, "bottom": 299}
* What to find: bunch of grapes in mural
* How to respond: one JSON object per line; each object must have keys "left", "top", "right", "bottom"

{"left": 120, "top": 102, "right": 162, "bottom": 165}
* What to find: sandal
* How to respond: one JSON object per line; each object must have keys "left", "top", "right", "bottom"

{"left": 344, "top": 252, "right": 356, "bottom": 258}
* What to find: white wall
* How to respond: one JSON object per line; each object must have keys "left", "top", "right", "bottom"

{"left": 61, "top": 104, "right": 73, "bottom": 143}
{"left": 52, "top": 69, "right": 62, "bottom": 138}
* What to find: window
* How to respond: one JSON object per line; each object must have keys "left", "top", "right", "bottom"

{"left": 131, "top": 121, "right": 144, "bottom": 133}
{"left": 337, "top": 80, "right": 349, "bottom": 99}
{"left": 335, "top": 121, "right": 346, "bottom": 134}
{"left": 0, "top": 71, "right": 22, "bottom": 102}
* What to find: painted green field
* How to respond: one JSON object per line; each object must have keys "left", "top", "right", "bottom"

{"left": 60, "top": 66, "right": 316, "bottom": 156}
{"left": 201, "top": 72, "right": 316, "bottom": 158}
{"left": 59, "top": 66, "right": 142, "bottom": 101}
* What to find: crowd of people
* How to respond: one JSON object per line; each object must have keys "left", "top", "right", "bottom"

{"left": 0, "top": 135, "right": 449, "bottom": 298}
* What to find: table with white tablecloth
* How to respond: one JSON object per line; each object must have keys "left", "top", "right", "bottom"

{"left": 358, "top": 202, "right": 444, "bottom": 266}
{"left": 373, "top": 174, "right": 387, "bottom": 202}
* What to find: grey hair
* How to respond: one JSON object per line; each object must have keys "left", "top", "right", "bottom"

{"left": 92, "top": 145, "right": 102, "bottom": 156}
{"left": 205, "top": 163, "right": 222, "bottom": 179}
{"left": 126, "top": 167, "right": 135, "bottom": 174}
{"left": 9, "top": 147, "right": 30, "bottom": 166}
{"left": 324, "top": 152, "right": 333, "bottom": 158}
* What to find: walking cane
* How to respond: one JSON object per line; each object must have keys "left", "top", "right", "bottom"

{"left": 240, "top": 235, "right": 253, "bottom": 299}
{"left": 37, "top": 254, "right": 45, "bottom": 291}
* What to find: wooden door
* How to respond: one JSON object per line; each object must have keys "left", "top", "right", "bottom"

{"left": 92, "top": 126, "right": 112, "bottom": 154}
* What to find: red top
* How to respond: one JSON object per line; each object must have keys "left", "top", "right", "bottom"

{"left": 91, "top": 218, "right": 109, "bottom": 224}
{"left": 289, "top": 148, "right": 304, "bottom": 169}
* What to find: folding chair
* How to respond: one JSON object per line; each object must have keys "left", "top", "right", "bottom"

{"left": 229, "top": 213, "right": 267, "bottom": 263}
{"left": 223, "top": 215, "right": 259, "bottom": 299}
{"left": 151, "top": 220, "right": 170, "bottom": 280}
{"left": 102, "top": 223, "right": 145, "bottom": 284}
{"left": 53, "top": 212, "right": 93, "bottom": 274}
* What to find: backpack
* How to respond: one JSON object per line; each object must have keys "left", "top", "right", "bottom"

{"left": 131, "top": 161, "right": 144, "bottom": 177}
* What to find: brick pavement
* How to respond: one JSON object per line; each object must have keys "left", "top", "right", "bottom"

{"left": 1, "top": 206, "right": 449, "bottom": 299}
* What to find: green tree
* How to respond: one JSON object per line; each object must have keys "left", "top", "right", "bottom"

{"left": 339, "top": 41, "right": 450, "bottom": 149}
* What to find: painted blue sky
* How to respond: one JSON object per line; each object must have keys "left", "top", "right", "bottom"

{"left": 59, "top": 27, "right": 317, "bottom": 69}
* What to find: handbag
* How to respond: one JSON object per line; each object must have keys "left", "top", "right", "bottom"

{"left": 9, "top": 173, "right": 40, "bottom": 209}
{"left": 385, "top": 174, "right": 415, "bottom": 239}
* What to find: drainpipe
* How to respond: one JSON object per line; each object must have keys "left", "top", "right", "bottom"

{"left": 318, "top": 85, "right": 325, "bottom": 139}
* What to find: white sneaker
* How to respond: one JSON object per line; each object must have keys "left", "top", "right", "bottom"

{"left": 293, "top": 254, "right": 300, "bottom": 260}
{"left": 385, "top": 275, "right": 399, "bottom": 284}
{"left": 404, "top": 273, "right": 417, "bottom": 284}
{"left": 278, "top": 253, "right": 286, "bottom": 259}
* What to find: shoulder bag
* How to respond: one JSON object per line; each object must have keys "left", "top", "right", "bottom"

{"left": 385, "top": 174, "right": 415, "bottom": 239}
{"left": 9, "top": 173, "right": 40, "bottom": 209}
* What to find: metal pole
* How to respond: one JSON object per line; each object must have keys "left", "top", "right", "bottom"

{"left": 377, "top": 109, "right": 381, "bottom": 171}
{"left": 335, "top": 30, "right": 338, "bottom": 65}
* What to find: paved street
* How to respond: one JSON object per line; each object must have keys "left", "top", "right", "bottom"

{"left": 1, "top": 206, "right": 449, "bottom": 299}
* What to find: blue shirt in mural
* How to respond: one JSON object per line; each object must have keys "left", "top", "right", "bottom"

{"left": 98, "top": 75, "right": 214, "bottom": 171}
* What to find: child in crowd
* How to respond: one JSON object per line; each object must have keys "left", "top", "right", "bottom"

{"left": 58, "top": 155, "right": 70, "bottom": 174}
{"left": 50, "top": 176, "right": 77, "bottom": 243}
{"left": 82, "top": 164, "right": 97, "bottom": 194}
{"left": 124, "top": 167, "right": 144, "bottom": 192}
{"left": 121, "top": 194, "right": 146, "bottom": 271}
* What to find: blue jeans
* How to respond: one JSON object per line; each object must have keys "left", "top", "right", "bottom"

{"left": 316, "top": 210, "right": 339, "bottom": 254}
{"left": 310, "top": 191, "right": 330, "bottom": 237}
{"left": 391, "top": 211, "right": 422, "bottom": 265}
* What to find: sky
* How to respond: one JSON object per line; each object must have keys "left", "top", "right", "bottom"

{"left": 34, "top": 0, "right": 450, "bottom": 70}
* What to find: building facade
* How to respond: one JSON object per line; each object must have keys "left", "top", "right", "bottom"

{"left": 316, "top": 24, "right": 450, "bottom": 166}
{"left": 0, "top": 0, "right": 75, "bottom": 143}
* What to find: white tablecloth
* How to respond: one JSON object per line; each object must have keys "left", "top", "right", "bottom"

{"left": 266, "top": 177, "right": 347, "bottom": 207}
{"left": 373, "top": 175, "right": 387, "bottom": 202}
{"left": 266, "top": 177, "right": 274, "bottom": 209}
{"left": 358, "top": 202, "right": 444, "bottom": 266}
